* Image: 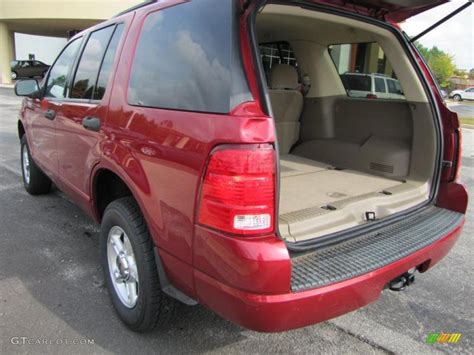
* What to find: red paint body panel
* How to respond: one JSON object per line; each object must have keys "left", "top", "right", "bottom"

{"left": 195, "top": 220, "right": 463, "bottom": 332}
{"left": 193, "top": 225, "right": 291, "bottom": 295}
{"left": 407, "top": 40, "right": 469, "bottom": 214}
{"left": 436, "top": 182, "right": 468, "bottom": 214}
{"left": 97, "top": 3, "right": 275, "bottom": 293}
{"left": 28, "top": 98, "right": 59, "bottom": 179}
{"left": 55, "top": 102, "right": 104, "bottom": 212}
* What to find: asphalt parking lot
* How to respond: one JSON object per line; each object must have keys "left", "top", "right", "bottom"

{"left": 0, "top": 87, "right": 472, "bottom": 354}
{"left": 447, "top": 102, "right": 474, "bottom": 119}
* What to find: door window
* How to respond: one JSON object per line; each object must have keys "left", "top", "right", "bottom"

{"left": 71, "top": 26, "right": 115, "bottom": 99}
{"left": 93, "top": 24, "right": 124, "bottom": 100}
{"left": 44, "top": 38, "right": 82, "bottom": 99}
{"left": 374, "top": 77, "right": 387, "bottom": 93}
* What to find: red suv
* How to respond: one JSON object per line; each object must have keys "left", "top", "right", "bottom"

{"left": 14, "top": 0, "right": 467, "bottom": 333}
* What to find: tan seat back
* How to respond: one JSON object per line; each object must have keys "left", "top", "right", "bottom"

{"left": 268, "top": 65, "right": 303, "bottom": 154}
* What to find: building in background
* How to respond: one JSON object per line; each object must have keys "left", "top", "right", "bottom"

{"left": 329, "top": 42, "right": 395, "bottom": 77}
{"left": 449, "top": 76, "right": 474, "bottom": 90}
{"left": 0, "top": 0, "right": 142, "bottom": 84}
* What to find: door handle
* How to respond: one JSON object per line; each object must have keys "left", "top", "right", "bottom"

{"left": 44, "top": 109, "right": 56, "bottom": 120}
{"left": 82, "top": 116, "right": 101, "bottom": 132}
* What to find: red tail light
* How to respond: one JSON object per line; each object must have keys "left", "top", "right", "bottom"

{"left": 445, "top": 128, "right": 462, "bottom": 182}
{"left": 366, "top": 94, "right": 378, "bottom": 99}
{"left": 408, "top": 42, "right": 462, "bottom": 183}
{"left": 198, "top": 144, "right": 275, "bottom": 236}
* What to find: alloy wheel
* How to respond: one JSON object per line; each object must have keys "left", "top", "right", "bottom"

{"left": 107, "top": 226, "right": 139, "bottom": 308}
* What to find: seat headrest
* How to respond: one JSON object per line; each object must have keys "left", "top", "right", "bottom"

{"left": 269, "top": 64, "right": 299, "bottom": 90}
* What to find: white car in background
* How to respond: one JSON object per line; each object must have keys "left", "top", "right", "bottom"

{"left": 449, "top": 87, "right": 474, "bottom": 101}
{"left": 340, "top": 73, "right": 405, "bottom": 100}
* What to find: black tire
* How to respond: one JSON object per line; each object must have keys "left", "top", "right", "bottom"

{"left": 453, "top": 94, "right": 462, "bottom": 102}
{"left": 100, "top": 197, "right": 176, "bottom": 332}
{"left": 20, "top": 135, "right": 51, "bottom": 195}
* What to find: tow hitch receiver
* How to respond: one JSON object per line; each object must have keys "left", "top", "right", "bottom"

{"left": 389, "top": 268, "right": 416, "bottom": 291}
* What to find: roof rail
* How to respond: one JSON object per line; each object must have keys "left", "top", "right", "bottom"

{"left": 114, "top": 0, "right": 157, "bottom": 18}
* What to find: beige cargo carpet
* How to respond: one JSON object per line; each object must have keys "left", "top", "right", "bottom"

{"left": 279, "top": 154, "right": 400, "bottom": 215}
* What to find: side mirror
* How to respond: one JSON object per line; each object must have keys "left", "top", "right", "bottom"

{"left": 14, "top": 79, "right": 39, "bottom": 97}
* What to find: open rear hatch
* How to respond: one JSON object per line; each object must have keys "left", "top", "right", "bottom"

{"left": 275, "top": 0, "right": 447, "bottom": 22}
{"left": 251, "top": 1, "right": 447, "bottom": 244}
{"left": 249, "top": 0, "right": 471, "bottom": 247}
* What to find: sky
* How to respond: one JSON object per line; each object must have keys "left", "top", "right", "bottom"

{"left": 15, "top": 33, "right": 66, "bottom": 65}
{"left": 401, "top": 0, "right": 474, "bottom": 70}
{"left": 14, "top": 0, "right": 474, "bottom": 69}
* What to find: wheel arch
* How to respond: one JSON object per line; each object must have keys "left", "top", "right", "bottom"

{"left": 91, "top": 167, "right": 144, "bottom": 223}
{"left": 92, "top": 166, "right": 197, "bottom": 306}
{"left": 18, "top": 120, "right": 25, "bottom": 139}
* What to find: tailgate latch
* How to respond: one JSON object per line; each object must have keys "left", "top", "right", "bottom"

{"left": 365, "top": 211, "right": 376, "bottom": 221}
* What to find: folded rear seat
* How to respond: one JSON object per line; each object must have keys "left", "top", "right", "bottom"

{"left": 292, "top": 137, "right": 410, "bottom": 178}
{"left": 291, "top": 98, "right": 413, "bottom": 179}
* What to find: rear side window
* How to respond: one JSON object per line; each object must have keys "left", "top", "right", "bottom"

{"left": 374, "top": 77, "right": 386, "bottom": 93}
{"left": 329, "top": 42, "right": 405, "bottom": 100}
{"left": 71, "top": 26, "right": 115, "bottom": 99}
{"left": 45, "top": 38, "right": 82, "bottom": 99}
{"left": 128, "top": 0, "right": 251, "bottom": 113}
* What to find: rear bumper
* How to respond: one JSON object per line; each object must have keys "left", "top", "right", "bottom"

{"left": 194, "top": 215, "right": 464, "bottom": 332}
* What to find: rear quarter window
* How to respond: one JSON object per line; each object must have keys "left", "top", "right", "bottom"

{"left": 329, "top": 42, "right": 405, "bottom": 100}
{"left": 340, "top": 74, "right": 371, "bottom": 92}
{"left": 128, "top": 0, "right": 251, "bottom": 113}
{"left": 387, "top": 79, "right": 404, "bottom": 95}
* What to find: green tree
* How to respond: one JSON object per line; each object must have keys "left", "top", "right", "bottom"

{"left": 415, "top": 42, "right": 430, "bottom": 61}
{"left": 430, "top": 52, "right": 455, "bottom": 87}
{"left": 415, "top": 43, "right": 455, "bottom": 88}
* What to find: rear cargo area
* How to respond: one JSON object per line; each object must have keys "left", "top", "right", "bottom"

{"left": 280, "top": 155, "right": 405, "bottom": 216}
{"left": 256, "top": 4, "right": 438, "bottom": 242}
{"left": 279, "top": 154, "right": 428, "bottom": 241}
{"left": 280, "top": 155, "right": 399, "bottom": 214}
